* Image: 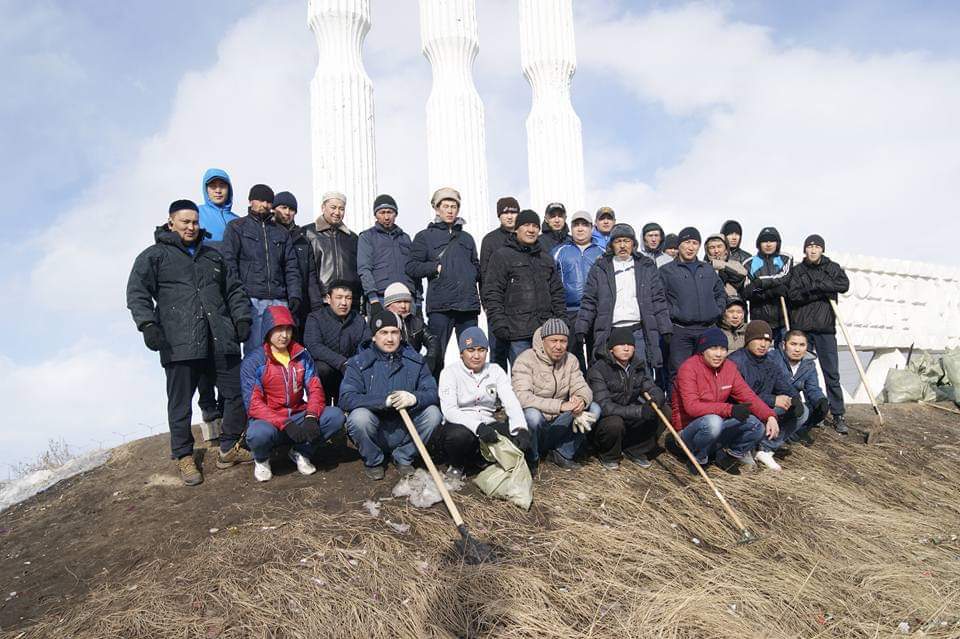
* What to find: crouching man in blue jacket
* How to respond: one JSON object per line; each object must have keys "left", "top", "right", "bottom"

{"left": 777, "top": 329, "right": 830, "bottom": 446}
{"left": 340, "top": 308, "right": 442, "bottom": 480}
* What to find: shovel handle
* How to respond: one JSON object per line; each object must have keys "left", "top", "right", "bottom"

{"left": 829, "top": 300, "right": 883, "bottom": 425}
{"left": 397, "top": 407, "right": 465, "bottom": 528}
{"left": 779, "top": 296, "right": 791, "bottom": 332}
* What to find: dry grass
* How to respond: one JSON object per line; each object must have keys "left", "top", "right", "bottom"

{"left": 8, "top": 429, "right": 960, "bottom": 639}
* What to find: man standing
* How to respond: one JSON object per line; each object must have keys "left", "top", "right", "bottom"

{"left": 303, "top": 191, "right": 360, "bottom": 308}
{"left": 340, "top": 309, "right": 443, "bottom": 480}
{"left": 479, "top": 196, "right": 520, "bottom": 370}
{"left": 406, "top": 187, "right": 481, "bottom": 375}
{"left": 721, "top": 220, "right": 751, "bottom": 264}
{"left": 197, "top": 168, "right": 238, "bottom": 248}
{"left": 512, "top": 319, "right": 600, "bottom": 471}
{"left": 127, "top": 200, "right": 252, "bottom": 486}
{"left": 539, "top": 202, "right": 569, "bottom": 255}
{"left": 483, "top": 209, "right": 567, "bottom": 365}
{"left": 272, "top": 191, "right": 317, "bottom": 335}
{"left": 742, "top": 227, "right": 792, "bottom": 345}
{"left": 551, "top": 210, "right": 604, "bottom": 370}
{"left": 638, "top": 222, "right": 672, "bottom": 267}
{"left": 787, "top": 234, "right": 850, "bottom": 434}
{"left": 303, "top": 280, "right": 370, "bottom": 403}
{"left": 656, "top": 227, "right": 727, "bottom": 386}
{"left": 592, "top": 206, "right": 616, "bottom": 251}
{"left": 383, "top": 282, "right": 442, "bottom": 376}
{"left": 221, "top": 184, "right": 301, "bottom": 356}
{"left": 576, "top": 223, "right": 672, "bottom": 375}
{"left": 704, "top": 233, "right": 747, "bottom": 298}
{"left": 357, "top": 194, "right": 414, "bottom": 314}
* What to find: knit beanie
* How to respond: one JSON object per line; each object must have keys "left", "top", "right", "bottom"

{"left": 431, "top": 187, "right": 461, "bottom": 207}
{"left": 744, "top": 320, "right": 773, "bottom": 345}
{"left": 663, "top": 233, "right": 679, "bottom": 250}
{"left": 497, "top": 196, "right": 520, "bottom": 216}
{"left": 458, "top": 326, "right": 489, "bottom": 352}
{"left": 169, "top": 199, "right": 198, "bottom": 214}
{"left": 369, "top": 308, "right": 400, "bottom": 334}
{"left": 697, "top": 327, "right": 729, "bottom": 353}
{"left": 678, "top": 226, "right": 701, "bottom": 245}
{"left": 804, "top": 234, "right": 825, "bottom": 250}
{"left": 373, "top": 193, "right": 397, "bottom": 214}
{"left": 610, "top": 223, "right": 637, "bottom": 244}
{"left": 641, "top": 222, "right": 664, "bottom": 237}
{"left": 540, "top": 318, "right": 570, "bottom": 339}
{"left": 273, "top": 191, "right": 298, "bottom": 211}
{"left": 516, "top": 209, "right": 541, "bottom": 229}
{"left": 608, "top": 327, "right": 635, "bottom": 349}
{"left": 721, "top": 220, "right": 743, "bottom": 236}
{"left": 248, "top": 184, "right": 274, "bottom": 203}
{"left": 383, "top": 282, "right": 413, "bottom": 306}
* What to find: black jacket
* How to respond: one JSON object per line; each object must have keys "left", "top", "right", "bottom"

{"left": 303, "top": 305, "right": 370, "bottom": 372}
{"left": 576, "top": 253, "right": 673, "bottom": 367}
{"left": 538, "top": 221, "right": 569, "bottom": 256}
{"left": 303, "top": 217, "right": 360, "bottom": 299}
{"left": 127, "top": 227, "right": 250, "bottom": 365}
{"left": 406, "top": 219, "right": 481, "bottom": 314}
{"left": 729, "top": 246, "right": 752, "bottom": 264}
{"left": 658, "top": 258, "right": 728, "bottom": 327}
{"left": 221, "top": 210, "right": 301, "bottom": 301}
{"left": 357, "top": 222, "right": 414, "bottom": 303}
{"left": 479, "top": 225, "right": 514, "bottom": 287}
{"left": 787, "top": 256, "right": 849, "bottom": 334}
{"left": 401, "top": 312, "right": 442, "bottom": 375}
{"left": 283, "top": 223, "right": 319, "bottom": 318}
{"left": 587, "top": 350, "right": 662, "bottom": 422}
{"left": 742, "top": 232, "right": 792, "bottom": 329}
{"left": 482, "top": 235, "right": 566, "bottom": 341}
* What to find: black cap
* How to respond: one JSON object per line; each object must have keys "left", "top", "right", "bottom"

{"left": 725, "top": 297, "right": 747, "bottom": 311}
{"left": 248, "top": 184, "right": 274, "bottom": 203}
{"left": 641, "top": 222, "right": 664, "bottom": 237}
{"left": 373, "top": 193, "right": 398, "bottom": 214}
{"left": 678, "top": 227, "right": 701, "bottom": 245}
{"left": 721, "top": 220, "right": 743, "bottom": 236}
{"left": 516, "top": 209, "right": 541, "bottom": 229}
{"left": 545, "top": 202, "right": 566, "bottom": 217}
{"left": 169, "top": 199, "right": 199, "bottom": 214}
{"left": 757, "top": 226, "right": 781, "bottom": 245}
{"left": 804, "top": 234, "right": 825, "bottom": 250}
{"left": 663, "top": 233, "right": 679, "bottom": 250}
{"left": 608, "top": 327, "right": 635, "bottom": 349}
{"left": 369, "top": 308, "right": 400, "bottom": 334}
{"left": 497, "top": 196, "right": 520, "bottom": 216}
{"left": 273, "top": 191, "right": 298, "bottom": 211}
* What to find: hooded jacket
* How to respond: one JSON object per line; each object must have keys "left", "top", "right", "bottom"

{"left": 742, "top": 229, "right": 792, "bottom": 328}
{"left": 303, "top": 215, "right": 360, "bottom": 298}
{"left": 303, "top": 305, "right": 371, "bottom": 372}
{"left": 659, "top": 258, "right": 728, "bottom": 326}
{"left": 586, "top": 349, "right": 660, "bottom": 422}
{"left": 357, "top": 222, "right": 414, "bottom": 304}
{"left": 511, "top": 327, "right": 593, "bottom": 420}
{"left": 539, "top": 221, "right": 569, "bottom": 255}
{"left": 406, "top": 218, "right": 481, "bottom": 314}
{"left": 221, "top": 209, "right": 302, "bottom": 302}
{"left": 552, "top": 237, "right": 604, "bottom": 310}
{"left": 127, "top": 226, "right": 250, "bottom": 365}
{"left": 239, "top": 305, "right": 325, "bottom": 429}
{"left": 575, "top": 251, "right": 673, "bottom": 367}
{"left": 671, "top": 355, "right": 775, "bottom": 430}
{"left": 728, "top": 347, "right": 798, "bottom": 408}
{"left": 719, "top": 317, "right": 747, "bottom": 352}
{"left": 786, "top": 256, "right": 849, "bottom": 334}
{"left": 439, "top": 360, "right": 527, "bottom": 435}
{"left": 339, "top": 341, "right": 439, "bottom": 414}
{"left": 721, "top": 220, "right": 752, "bottom": 264}
{"left": 197, "top": 168, "right": 239, "bottom": 246}
{"left": 703, "top": 233, "right": 747, "bottom": 297}
{"left": 479, "top": 225, "right": 514, "bottom": 287}
{"left": 775, "top": 347, "right": 827, "bottom": 405}
{"left": 638, "top": 223, "right": 672, "bottom": 267}
{"left": 482, "top": 235, "right": 567, "bottom": 341}
{"left": 592, "top": 227, "right": 611, "bottom": 251}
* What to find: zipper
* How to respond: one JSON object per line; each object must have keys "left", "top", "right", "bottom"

{"left": 260, "top": 218, "right": 273, "bottom": 298}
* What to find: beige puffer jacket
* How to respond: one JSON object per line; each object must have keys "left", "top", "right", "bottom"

{"left": 511, "top": 327, "right": 593, "bottom": 420}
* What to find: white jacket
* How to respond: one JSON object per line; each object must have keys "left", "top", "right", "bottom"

{"left": 438, "top": 360, "right": 527, "bottom": 435}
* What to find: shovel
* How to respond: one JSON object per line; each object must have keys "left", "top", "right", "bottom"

{"left": 397, "top": 408, "right": 496, "bottom": 564}
{"left": 829, "top": 299, "right": 884, "bottom": 443}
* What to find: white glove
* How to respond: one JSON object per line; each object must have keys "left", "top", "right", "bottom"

{"left": 386, "top": 391, "right": 417, "bottom": 410}
{"left": 572, "top": 411, "right": 597, "bottom": 433}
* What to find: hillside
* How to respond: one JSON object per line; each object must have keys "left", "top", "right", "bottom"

{"left": 2, "top": 404, "right": 960, "bottom": 638}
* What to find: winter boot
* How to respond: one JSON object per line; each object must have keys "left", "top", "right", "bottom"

{"left": 364, "top": 465, "right": 386, "bottom": 481}
{"left": 217, "top": 441, "right": 253, "bottom": 469}
{"left": 177, "top": 455, "right": 203, "bottom": 486}
{"left": 549, "top": 450, "right": 583, "bottom": 471}
{"left": 624, "top": 450, "right": 653, "bottom": 469}
{"left": 833, "top": 415, "right": 849, "bottom": 435}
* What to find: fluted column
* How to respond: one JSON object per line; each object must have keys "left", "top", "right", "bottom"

{"left": 519, "top": 0, "right": 585, "bottom": 213}
{"left": 308, "top": 0, "right": 376, "bottom": 230}
{"left": 419, "top": 0, "right": 492, "bottom": 233}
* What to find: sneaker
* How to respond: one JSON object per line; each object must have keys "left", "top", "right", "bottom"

{"left": 289, "top": 449, "right": 317, "bottom": 476}
{"left": 396, "top": 463, "right": 415, "bottom": 478}
{"left": 216, "top": 442, "right": 253, "bottom": 469}
{"left": 755, "top": 450, "right": 782, "bottom": 472}
{"left": 549, "top": 450, "right": 583, "bottom": 471}
{"left": 177, "top": 455, "right": 203, "bottom": 486}
{"left": 833, "top": 415, "right": 849, "bottom": 435}
{"left": 715, "top": 449, "right": 754, "bottom": 473}
{"left": 445, "top": 466, "right": 465, "bottom": 481}
{"left": 254, "top": 459, "right": 273, "bottom": 482}
{"left": 364, "top": 465, "right": 385, "bottom": 481}
{"left": 685, "top": 459, "right": 700, "bottom": 476}
{"left": 623, "top": 450, "right": 653, "bottom": 469}
{"left": 599, "top": 459, "right": 620, "bottom": 471}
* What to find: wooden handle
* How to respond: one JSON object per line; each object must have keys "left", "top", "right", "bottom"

{"left": 779, "top": 296, "right": 791, "bottom": 332}
{"left": 829, "top": 300, "right": 883, "bottom": 424}
{"left": 397, "top": 407, "right": 465, "bottom": 528}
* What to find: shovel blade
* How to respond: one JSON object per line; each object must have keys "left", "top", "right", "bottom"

{"left": 455, "top": 525, "right": 497, "bottom": 564}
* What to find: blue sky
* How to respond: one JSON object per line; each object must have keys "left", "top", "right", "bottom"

{"left": 2, "top": 0, "right": 959, "bottom": 470}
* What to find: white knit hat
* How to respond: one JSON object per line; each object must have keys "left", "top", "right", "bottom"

{"left": 383, "top": 282, "right": 413, "bottom": 306}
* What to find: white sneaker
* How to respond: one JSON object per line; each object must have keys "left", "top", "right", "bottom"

{"left": 254, "top": 459, "right": 273, "bottom": 482}
{"left": 754, "top": 450, "right": 782, "bottom": 472}
{"left": 289, "top": 449, "right": 317, "bottom": 476}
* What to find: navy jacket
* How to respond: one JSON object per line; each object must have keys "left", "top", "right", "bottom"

{"left": 303, "top": 306, "right": 371, "bottom": 372}
{"left": 221, "top": 210, "right": 301, "bottom": 302}
{"left": 659, "top": 258, "right": 727, "bottom": 326}
{"left": 728, "top": 348, "right": 797, "bottom": 408}
{"left": 576, "top": 253, "right": 673, "bottom": 368}
{"left": 406, "top": 219, "right": 480, "bottom": 314}
{"left": 552, "top": 238, "right": 604, "bottom": 310}
{"left": 775, "top": 348, "right": 827, "bottom": 405}
{"left": 339, "top": 342, "right": 439, "bottom": 414}
{"left": 357, "top": 222, "right": 414, "bottom": 304}
{"left": 786, "top": 256, "right": 849, "bottom": 334}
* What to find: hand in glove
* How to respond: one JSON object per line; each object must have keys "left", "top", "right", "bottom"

{"left": 288, "top": 298, "right": 302, "bottom": 315}
{"left": 386, "top": 390, "right": 417, "bottom": 410}
{"left": 808, "top": 397, "right": 829, "bottom": 425}
{"left": 789, "top": 395, "right": 805, "bottom": 419}
{"left": 731, "top": 403, "right": 752, "bottom": 423}
{"left": 235, "top": 319, "right": 252, "bottom": 343}
{"left": 476, "top": 422, "right": 500, "bottom": 443}
{"left": 572, "top": 410, "right": 597, "bottom": 433}
{"left": 514, "top": 429, "right": 532, "bottom": 452}
{"left": 285, "top": 415, "right": 321, "bottom": 444}
{"left": 141, "top": 323, "right": 169, "bottom": 352}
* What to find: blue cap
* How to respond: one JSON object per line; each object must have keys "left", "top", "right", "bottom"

{"left": 458, "top": 326, "right": 489, "bottom": 352}
{"left": 697, "top": 327, "right": 729, "bottom": 353}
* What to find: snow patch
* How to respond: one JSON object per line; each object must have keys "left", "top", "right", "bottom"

{"left": 0, "top": 449, "right": 110, "bottom": 512}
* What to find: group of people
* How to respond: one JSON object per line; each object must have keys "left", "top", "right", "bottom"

{"left": 126, "top": 168, "right": 851, "bottom": 486}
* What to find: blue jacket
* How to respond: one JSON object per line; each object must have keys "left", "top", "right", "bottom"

{"left": 552, "top": 238, "right": 604, "bottom": 309}
{"left": 406, "top": 219, "right": 480, "bottom": 314}
{"left": 592, "top": 227, "right": 611, "bottom": 251}
{"left": 728, "top": 348, "right": 796, "bottom": 408}
{"left": 221, "top": 211, "right": 302, "bottom": 302}
{"left": 659, "top": 258, "right": 727, "bottom": 326}
{"left": 303, "top": 305, "right": 370, "bottom": 372}
{"left": 197, "top": 168, "right": 239, "bottom": 246}
{"left": 357, "top": 222, "right": 414, "bottom": 303}
{"left": 339, "top": 342, "right": 439, "bottom": 414}
{"left": 775, "top": 348, "right": 826, "bottom": 405}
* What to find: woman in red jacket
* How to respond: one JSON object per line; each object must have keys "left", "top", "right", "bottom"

{"left": 671, "top": 327, "right": 778, "bottom": 472}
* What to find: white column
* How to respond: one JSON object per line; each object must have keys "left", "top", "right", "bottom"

{"left": 308, "top": 0, "right": 376, "bottom": 230}
{"left": 419, "top": 0, "right": 492, "bottom": 233}
{"left": 519, "top": 0, "right": 585, "bottom": 214}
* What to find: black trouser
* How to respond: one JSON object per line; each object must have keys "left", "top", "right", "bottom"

{"left": 441, "top": 420, "right": 511, "bottom": 469}
{"left": 591, "top": 414, "right": 662, "bottom": 462}
{"left": 163, "top": 353, "right": 245, "bottom": 459}
{"left": 314, "top": 361, "right": 343, "bottom": 405}
{"left": 807, "top": 331, "right": 844, "bottom": 416}
{"left": 427, "top": 310, "right": 479, "bottom": 376}
{"left": 668, "top": 323, "right": 711, "bottom": 391}
{"left": 487, "top": 331, "right": 510, "bottom": 372}
{"left": 196, "top": 371, "right": 222, "bottom": 421}
{"left": 567, "top": 310, "right": 591, "bottom": 373}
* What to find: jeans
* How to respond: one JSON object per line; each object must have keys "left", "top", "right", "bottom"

{"left": 523, "top": 403, "right": 600, "bottom": 463}
{"left": 808, "top": 332, "right": 844, "bottom": 417}
{"left": 246, "top": 408, "right": 346, "bottom": 462}
{"left": 245, "top": 298, "right": 289, "bottom": 357}
{"left": 668, "top": 324, "right": 710, "bottom": 391}
{"left": 680, "top": 413, "right": 765, "bottom": 464}
{"left": 487, "top": 331, "right": 510, "bottom": 372}
{"left": 508, "top": 339, "right": 533, "bottom": 366}
{"left": 760, "top": 405, "right": 807, "bottom": 452}
{"left": 346, "top": 405, "right": 442, "bottom": 467}
{"left": 427, "top": 311, "right": 478, "bottom": 375}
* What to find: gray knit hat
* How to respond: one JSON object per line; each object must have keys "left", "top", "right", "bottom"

{"left": 540, "top": 318, "right": 570, "bottom": 339}
{"left": 383, "top": 282, "right": 413, "bottom": 306}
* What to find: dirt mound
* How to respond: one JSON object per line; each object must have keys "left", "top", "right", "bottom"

{"left": 3, "top": 406, "right": 960, "bottom": 638}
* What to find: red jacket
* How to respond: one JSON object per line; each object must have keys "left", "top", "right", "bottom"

{"left": 240, "top": 341, "right": 326, "bottom": 429}
{"left": 671, "top": 354, "right": 774, "bottom": 430}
